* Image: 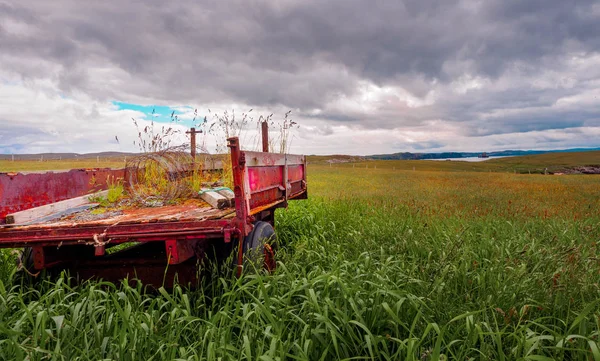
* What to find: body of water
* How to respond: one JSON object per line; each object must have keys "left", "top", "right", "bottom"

{"left": 425, "top": 156, "right": 514, "bottom": 162}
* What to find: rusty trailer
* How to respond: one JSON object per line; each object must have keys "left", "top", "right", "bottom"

{"left": 0, "top": 137, "right": 307, "bottom": 286}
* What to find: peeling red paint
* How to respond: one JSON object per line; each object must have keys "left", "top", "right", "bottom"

{"left": 0, "top": 168, "right": 125, "bottom": 222}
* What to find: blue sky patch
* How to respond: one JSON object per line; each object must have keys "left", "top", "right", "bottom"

{"left": 113, "top": 101, "right": 196, "bottom": 125}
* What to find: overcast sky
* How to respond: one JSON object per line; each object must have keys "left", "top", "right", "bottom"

{"left": 1, "top": 0, "right": 599, "bottom": 155}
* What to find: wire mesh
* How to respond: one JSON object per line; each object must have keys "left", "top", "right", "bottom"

{"left": 125, "top": 145, "right": 196, "bottom": 206}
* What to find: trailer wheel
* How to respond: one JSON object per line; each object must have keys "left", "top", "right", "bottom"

{"left": 235, "top": 221, "right": 277, "bottom": 273}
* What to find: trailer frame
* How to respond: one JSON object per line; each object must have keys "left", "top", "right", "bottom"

{"left": 0, "top": 135, "right": 307, "bottom": 285}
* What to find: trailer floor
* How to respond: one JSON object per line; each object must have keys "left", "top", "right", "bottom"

{"left": 1, "top": 201, "right": 234, "bottom": 231}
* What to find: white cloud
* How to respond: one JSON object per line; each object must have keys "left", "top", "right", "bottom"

{"left": 0, "top": 0, "right": 599, "bottom": 155}
{"left": 0, "top": 76, "right": 189, "bottom": 154}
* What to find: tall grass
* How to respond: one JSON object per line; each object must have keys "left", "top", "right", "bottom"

{"left": 1, "top": 165, "right": 599, "bottom": 360}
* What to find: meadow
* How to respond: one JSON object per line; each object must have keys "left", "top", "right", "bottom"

{"left": 0, "top": 158, "right": 127, "bottom": 173}
{"left": 1, "top": 156, "right": 600, "bottom": 360}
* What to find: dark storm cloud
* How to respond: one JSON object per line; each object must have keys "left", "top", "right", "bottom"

{"left": 1, "top": 0, "right": 599, "bottom": 150}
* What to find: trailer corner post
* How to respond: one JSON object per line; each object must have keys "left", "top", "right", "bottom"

{"left": 261, "top": 121, "right": 269, "bottom": 152}
{"left": 228, "top": 137, "right": 252, "bottom": 276}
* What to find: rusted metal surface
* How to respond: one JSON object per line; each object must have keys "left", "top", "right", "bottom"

{"left": 165, "top": 239, "right": 198, "bottom": 265}
{"left": 33, "top": 246, "right": 44, "bottom": 269}
{"left": 248, "top": 166, "right": 284, "bottom": 209}
{"left": 244, "top": 151, "right": 305, "bottom": 167}
{"left": 0, "top": 206, "right": 235, "bottom": 248}
{"left": 247, "top": 161, "right": 306, "bottom": 208}
{"left": 249, "top": 199, "right": 286, "bottom": 216}
{"left": 287, "top": 164, "right": 305, "bottom": 183}
{"left": 228, "top": 137, "right": 252, "bottom": 276}
{"left": 248, "top": 166, "right": 283, "bottom": 192}
{"left": 0, "top": 168, "right": 125, "bottom": 223}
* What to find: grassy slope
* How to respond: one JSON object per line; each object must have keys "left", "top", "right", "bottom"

{"left": 0, "top": 158, "right": 127, "bottom": 172}
{"left": 0, "top": 158, "right": 599, "bottom": 360}
{"left": 487, "top": 150, "right": 600, "bottom": 171}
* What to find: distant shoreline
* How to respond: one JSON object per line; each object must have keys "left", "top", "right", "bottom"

{"left": 425, "top": 156, "right": 514, "bottom": 162}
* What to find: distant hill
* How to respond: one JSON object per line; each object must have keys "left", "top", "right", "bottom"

{"left": 0, "top": 152, "right": 135, "bottom": 161}
{"left": 3, "top": 147, "right": 600, "bottom": 162}
{"left": 307, "top": 154, "right": 367, "bottom": 164}
{"left": 368, "top": 147, "right": 600, "bottom": 160}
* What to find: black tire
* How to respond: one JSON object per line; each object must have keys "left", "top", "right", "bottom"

{"left": 20, "top": 247, "right": 35, "bottom": 270}
{"left": 234, "top": 221, "right": 277, "bottom": 273}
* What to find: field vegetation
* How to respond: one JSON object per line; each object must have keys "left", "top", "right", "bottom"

{"left": 0, "top": 158, "right": 128, "bottom": 173}
{"left": 1, "top": 154, "right": 600, "bottom": 360}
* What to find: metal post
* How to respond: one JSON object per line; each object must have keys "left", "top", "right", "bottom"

{"left": 188, "top": 127, "right": 197, "bottom": 161}
{"left": 228, "top": 137, "right": 252, "bottom": 277}
{"left": 261, "top": 121, "right": 269, "bottom": 152}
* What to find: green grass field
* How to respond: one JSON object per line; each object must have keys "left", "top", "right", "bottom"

{"left": 0, "top": 158, "right": 127, "bottom": 172}
{"left": 1, "top": 154, "right": 600, "bottom": 360}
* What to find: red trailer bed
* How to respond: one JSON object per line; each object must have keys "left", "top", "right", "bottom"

{"left": 0, "top": 137, "right": 307, "bottom": 285}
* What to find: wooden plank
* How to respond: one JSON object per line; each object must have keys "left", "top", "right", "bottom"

{"left": 215, "top": 188, "right": 235, "bottom": 207}
{"left": 8, "top": 204, "right": 100, "bottom": 226}
{"left": 5, "top": 190, "right": 108, "bottom": 224}
{"left": 199, "top": 190, "right": 229, "bottom": 209}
